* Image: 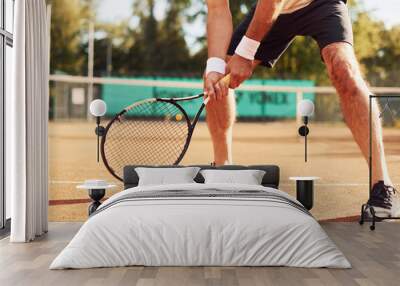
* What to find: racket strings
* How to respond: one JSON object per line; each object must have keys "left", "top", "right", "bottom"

{"left": 103, "top": 100, "right": 190, "bottom": 178}
{"left": 106, "top": 119, "right": 186, "bottom": 170}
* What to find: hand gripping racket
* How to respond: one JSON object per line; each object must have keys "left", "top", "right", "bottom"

{"left": 101, "top": 74, "right": 230, "bottom": 180}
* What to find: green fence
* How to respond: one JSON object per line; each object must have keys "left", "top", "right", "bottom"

{"left": 102, "top": 77, "right": 314, "bottom": 119}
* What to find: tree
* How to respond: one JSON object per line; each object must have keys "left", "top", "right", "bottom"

{"left": 157, "top": 0, "right": 192, "bottom": 73}
{"left": 92, "top": 21, "right": 136, "bottom": 76}
{"left": 124, "top": 0, "right": 196, "bottom": 75}
{"left": 127, "top": 0, "right": 160, "bottom": 74}
{"left": 365, "top": 25, "right": 400, "bottom": 86}
{"left": 352, "top": 12, "right": 385, "bottom": 69}
{"left": 48, "top": 0, "right": 88, "bottom": 74}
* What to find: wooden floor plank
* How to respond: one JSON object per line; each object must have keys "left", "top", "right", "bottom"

{"left": 0, "top": 222, "right": 399, "bottom": 286}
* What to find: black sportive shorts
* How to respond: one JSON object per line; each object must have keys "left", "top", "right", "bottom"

{"left": 228, "top": 0, "right": 353, "bottom": 67}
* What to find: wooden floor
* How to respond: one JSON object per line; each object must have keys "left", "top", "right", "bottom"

{"left": 0, "top": 222, "right": 399, "bottom": 286}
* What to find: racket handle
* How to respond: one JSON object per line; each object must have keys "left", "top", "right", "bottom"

{"left": 219, "top": 74, "right": 231, "bottom": 85}
{"left": 203, "top": 74, "right": 231, "bottom": 105}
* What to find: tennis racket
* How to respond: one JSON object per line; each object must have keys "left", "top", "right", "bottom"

{"left": 101, "top": 74, "right": 230, "bottom": 180}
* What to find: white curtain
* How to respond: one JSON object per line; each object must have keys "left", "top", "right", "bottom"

{"left": 8, "top": 0, "right": 49, "bottom": 242}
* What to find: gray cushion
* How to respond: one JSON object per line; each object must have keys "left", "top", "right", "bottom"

{"left": 200, "top": 169, "right": 266, "bottom": 185}
{"left": 135, "top": 167, "right": 200, "bottom": 186}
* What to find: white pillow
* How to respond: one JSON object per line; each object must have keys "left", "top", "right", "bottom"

{"left": 135, "top": 167, "right": 201, "bottom": 186}
{"left": 200, "top": 169, "right": 266, "bottom": 185}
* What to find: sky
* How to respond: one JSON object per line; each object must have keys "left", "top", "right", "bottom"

{"left": 362, "top": 0, "right": 399, "bottom": 27}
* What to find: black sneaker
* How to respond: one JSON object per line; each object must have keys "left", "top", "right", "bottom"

{"left": 367, "top": 181, "right": 397, "bottom": 217}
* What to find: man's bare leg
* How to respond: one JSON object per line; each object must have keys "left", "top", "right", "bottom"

{"left": 206, "top": 57, "right": 261, "bottom": 165}
{"left": 322, "top": 42, "right": 391, "bottom": 186}
{"left": 206, "top": 89, "right": 236, "bottom": 165}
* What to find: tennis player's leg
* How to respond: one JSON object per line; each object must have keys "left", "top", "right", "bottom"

{"left": 206, "top": 6, "right": 295, "bottom": 165}
{"left": 306, "top": 0, "right": 397, "bottom": 216}
{"left": 323, "top": 44, "right": 398, "bottom": 216}
{"left": 205, "top": 80, "right": 236, "bottom": 165}
{"left": 206, "top": 57, "right": 260, "bottom": 165}
{"left": 322, "top": 43, "right": 390, "bottom": 186}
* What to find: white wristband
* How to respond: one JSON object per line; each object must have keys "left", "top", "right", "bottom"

{"left": 205, "top": 57, "right": 226, "bottom": 76}
{"left": 234, "top": 36, "right": 260, "bottom": 60}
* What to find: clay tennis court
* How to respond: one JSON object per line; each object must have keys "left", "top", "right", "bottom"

{"left": 48, "top": 120, "right": 400, "bottom": 222}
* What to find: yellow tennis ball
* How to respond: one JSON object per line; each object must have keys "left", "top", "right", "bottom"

{"left": 175, "top": 114, "right": 183, "bottom": 121}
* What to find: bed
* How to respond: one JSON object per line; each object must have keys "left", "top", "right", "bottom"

{"left": 50, "top": 165, "right": 350, "bottom": 269}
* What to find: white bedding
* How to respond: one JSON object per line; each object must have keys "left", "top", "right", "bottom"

{"left": 50, "top": 183, "right": 351, "bottom": 269}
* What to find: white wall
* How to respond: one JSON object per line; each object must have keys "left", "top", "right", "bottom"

{"left": 5, "top": 45, "right": 13, "bottom": 220}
